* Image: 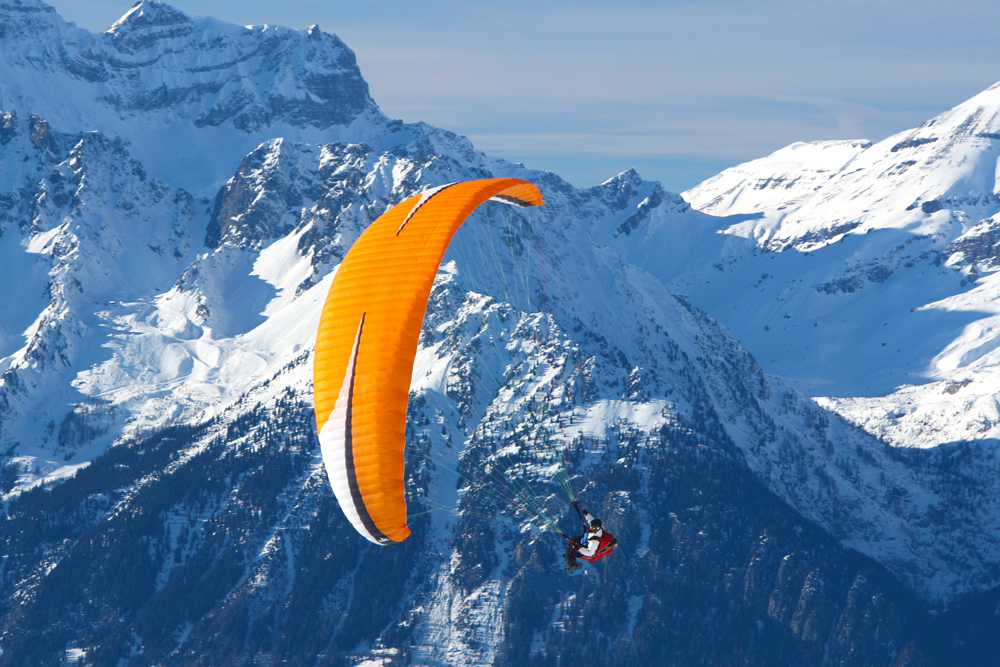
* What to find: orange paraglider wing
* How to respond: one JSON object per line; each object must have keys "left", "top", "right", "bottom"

{"left": 313, "top": 178, "right": 545, "bottom": 544}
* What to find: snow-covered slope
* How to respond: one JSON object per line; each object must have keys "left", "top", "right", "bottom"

{"left": 666, "top": 83, "right": 1000, "bottom": 443}
{"left": 0, "top": 114, "right": 206, "bottom": 483}
{"left": 0, "top": 0, "right": 392, "bottom": 195}
{"left": 4, "top": 2, "right": 1000, "bottom": 663}
{"left": 2, "top": 115, "right": 998, "bottom": 609}
{"left": 673, "top": 83, "right": 1000, "bottom": 394}
{"left": 685, "top": 82, "right": 1000, "bottom": 245}
{"left": 1, "top": 127, "right": 955, "bottom": 661}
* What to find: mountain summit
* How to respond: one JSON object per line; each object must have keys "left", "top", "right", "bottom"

{"left": 0, "top": 0, "right": 382, "bottom": 193}
{"left": 674, "top": 80, "right": 1000, "bottom": 433}
{"left": 107, "top": 0, "right": 193, "bottom": 33}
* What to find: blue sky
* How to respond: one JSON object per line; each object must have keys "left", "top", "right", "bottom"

{"left": 48, "top": 0, "right": 1000, "bottom": 193}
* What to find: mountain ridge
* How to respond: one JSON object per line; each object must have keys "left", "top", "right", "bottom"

{"left": 0, "top": 0, "right": 386, "bottom": 194}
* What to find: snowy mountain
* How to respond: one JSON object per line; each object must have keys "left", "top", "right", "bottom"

{"left": 2, "top": 1, "right": 1000, "bottom": 665}
{"left": 670, "top": 82, "right": 1000, "bottom": 574}
{"left": 0, "top": 0, "right": 390, "bottom": 195}
{"left": 677, "top": 83, "right": 1000, "bottom": 400}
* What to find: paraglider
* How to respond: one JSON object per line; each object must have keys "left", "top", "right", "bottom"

{"left": 312, "top": 178, "right": 545, "bottom": 544}
{"left": 562, "top": 502, "right": 617, "bottom": 570}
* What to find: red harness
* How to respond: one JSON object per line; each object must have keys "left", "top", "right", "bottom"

{"left": 578, "top": 530, "right": 616, "bottom": 562}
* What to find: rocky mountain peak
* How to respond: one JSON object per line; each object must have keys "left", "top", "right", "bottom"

{"left": 0, "top": 1, "right": 387, "bottom": 196}
{"left": 107, "top": 1, "right": 193, "bottom": 33}
{"left": 603, "top": 167, "right": 643, "bottom": 188}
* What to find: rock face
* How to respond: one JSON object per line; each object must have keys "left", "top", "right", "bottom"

{"left": 98, "top": 2, "right": 371, "bottom": 131}
{"left": 0, "top": 0, "right": 384, "bottom": 194}
{"left": 0, "top": 395, "right": 947, "bottom": 667}
{"left": 0, "top": 0, "right": 373, "bottom": 128}
{"left": 2, "top": 2, "right": 1000, "bottom": 666}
